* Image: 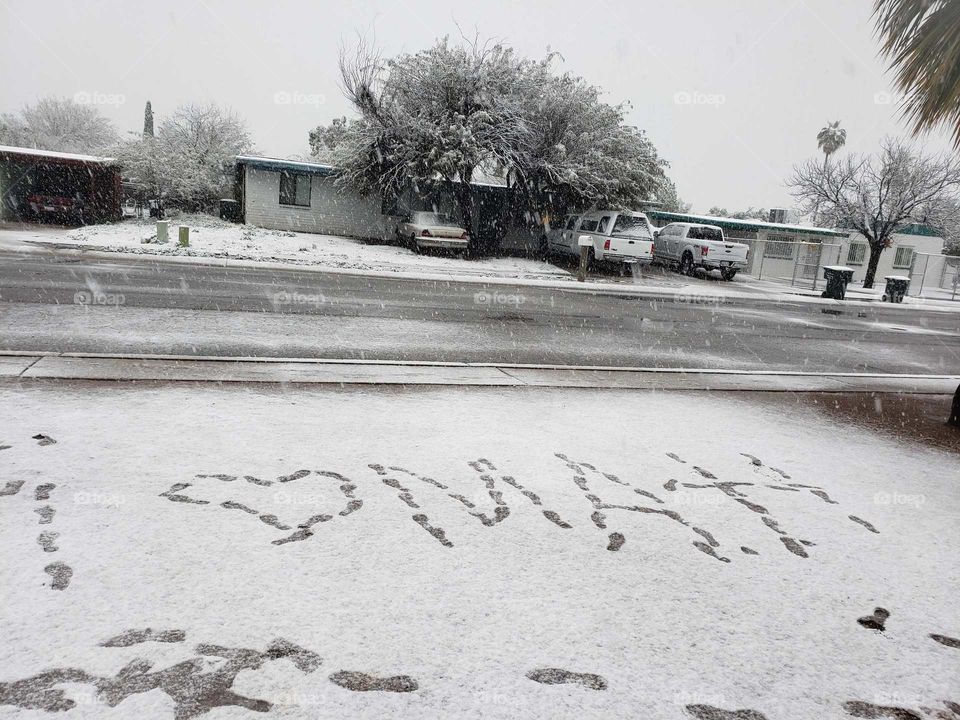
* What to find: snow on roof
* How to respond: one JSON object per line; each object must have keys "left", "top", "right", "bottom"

{"left": 649, "top": 210, "right": 848, "bottom": 237}
{"left": 236, "top": 154, "right": 338, "bottom": 174}
{"left": 236, "top": 154, "right": 511, "bottom": 189}
{"left": 0, "top": 145, "right": 117, "bottom": 164}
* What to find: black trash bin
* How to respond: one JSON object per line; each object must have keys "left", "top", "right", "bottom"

{"left": 821, "top": 265, "right": 854, "bottom": 300}
{"left": 219, "top": 199, "right": 241, "bottom": 223}
{"left": 882, "top": 275, "right": 910, "bottom": 303}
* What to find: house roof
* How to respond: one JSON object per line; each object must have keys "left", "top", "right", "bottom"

{"left": 235, "top": 155, "right": 513, "bottom": 189}
{"left": 0, "top": 145, "right": 117, "bottom": 165}
{"left": 236, "top": 154, "right": 339, "bottom": 176}
{"left": 647, "top": 211, "right": 848, "bottom": 238}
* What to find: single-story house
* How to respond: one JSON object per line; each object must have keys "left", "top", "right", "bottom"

{"left": 233, "top": 155, "right": 532, "bottom": 253}
{"left": 647, "top": 211, "right": 946, "bottom": 285}
{"left": 238, "top": 155, "right": 717, "bottom": 257}
{"left": 0, "top": 145, "right": 122, "bottom": 225}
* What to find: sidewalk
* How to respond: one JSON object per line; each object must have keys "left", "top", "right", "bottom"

{"left": 2, "top": 352, "right": 957, "bottom": 393}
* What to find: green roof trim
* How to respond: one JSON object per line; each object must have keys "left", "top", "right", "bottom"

{"left": 896, "top": 223, "right": 940, "bottom": 237}
{"left": 648, "top": 211, "right": 848, "bottom": 238}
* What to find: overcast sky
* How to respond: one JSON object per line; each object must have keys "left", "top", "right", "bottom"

{"left": 2, "top": 0, "right": 954, "bottom": 212}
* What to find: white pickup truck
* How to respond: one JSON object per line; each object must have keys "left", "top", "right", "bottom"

{"left": 546, "top": 210, "right": 655, "bottom": 267}
{"left": 653, "top": 222, "right": 749, "bottom": 280}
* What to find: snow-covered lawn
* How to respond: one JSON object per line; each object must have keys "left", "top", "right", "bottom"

{"left": 41, "top": 216, "right": 569, "bottom": 281}
{"left": 0, "top": 383, "right": 957, "bottom": 719}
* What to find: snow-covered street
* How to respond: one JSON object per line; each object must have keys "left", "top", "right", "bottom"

{"left": 1, "top": 382, "right": 957, "bottom": 719}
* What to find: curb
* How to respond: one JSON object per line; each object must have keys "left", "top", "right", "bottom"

{"left": 2, "top": 352, "right": 957, "bottom": 393}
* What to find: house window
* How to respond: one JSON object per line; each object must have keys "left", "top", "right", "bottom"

{"left": 846, "top": 243, "right": 867, "bottom": 265}
{"left": 763, "top": 234, "right": 794, "bottom": 259}
{"left": 892, "top": 245, "right": 914, "bottom": 269}
{"left": 279, "top": 171, "right": 311, "bottom": 207}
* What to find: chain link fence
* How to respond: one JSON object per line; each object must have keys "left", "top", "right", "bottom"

{"left": 907, "top": 253, "right": 960, "bottom": 300}
{"left": 739, "top": 238, "right": 844, "bottom": 291}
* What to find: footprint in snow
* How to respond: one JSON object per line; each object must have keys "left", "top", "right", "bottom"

{"left": 685, "top": 705, "right": 769, "bottom": 720}
{"left": 526, "top": 668, "right": 607, "bottom": 690}
{"left": 857, "top": 607, "right": 890, "bottom": 632}
{"left": 329, "top": 670, "right": 418, "bottom": 692}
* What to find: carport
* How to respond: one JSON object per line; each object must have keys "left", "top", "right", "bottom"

{"left": 0, "top": 145, "right": 121, "bottom": 225}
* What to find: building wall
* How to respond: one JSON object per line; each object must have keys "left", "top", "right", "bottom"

{"left": 837, "top": 231, "right": 945, "bottom": 283}
{"left": 740, "top": 229, "right": 945, "bottom": 285}
{"left": 243, "top": 166, "right": 392, "bottom": 240}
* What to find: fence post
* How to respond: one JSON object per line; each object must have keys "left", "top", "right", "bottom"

{"left": 915, "top": 254, "right": 928, "bottom": 298}
{"left": 790, "top": 243, "right": 801, "bottom": 287}
{"left": 811, "top": 242, "right": 824, "bottom": 291}
{"left": 757, "top": 240, "right": 766, "bottom": 279}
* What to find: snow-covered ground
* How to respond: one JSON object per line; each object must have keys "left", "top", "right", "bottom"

{"left": 0, "top": 383, "right": 957, "bottom": 719}
{"left": 25, "top": 216, "right": 569, "bottom": 281}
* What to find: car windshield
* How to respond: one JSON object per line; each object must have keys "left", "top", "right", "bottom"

{"left": 413, "top": 211, "right": 459, "bottom": 226}
{"left": 687, "top": 226, "right": 723, "bottom": 241}
{"left": 611, "top": 215, "right": 651, "bottom": 237}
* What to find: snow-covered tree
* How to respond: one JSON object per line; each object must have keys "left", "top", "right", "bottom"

{"left": 308, "top": 117, "right": 350, "bottom": 161}
{"left": 505, "top": 65, "right": 669, "bottom": 229}
{"left": 653, "top": 179, "right": 691, "bottom": 213}
{"left": 816, "top": 121, "right": 846, "bottom": 167}
{"left": 143, "top": 101, "right": 154, "bottom": 138}
{"left": 118, "top": 103, "right": 253, "bottom": 213}
{"left": 0, "top": 97, "right": 117, "bottom": 153}
{"left": 707, "top": 206, "right": 769, "bottom": 221}
{"left": 789, "top": 137, "right": 960, "bottom": 287}
{"left": 333, "top": 37, "right": 672, "bottom": 253}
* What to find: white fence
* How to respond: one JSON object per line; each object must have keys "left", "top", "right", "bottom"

{"left": 907, "top": 253, "right": 960, "bottom": 300}
{"left": 740, "top": 238, "right": 844, "bottom": 291}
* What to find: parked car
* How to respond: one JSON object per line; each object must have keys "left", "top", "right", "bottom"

{"left": 27, "top": 192, "right": 84, "bottom": 224}
{"left": 653, "top": 222, "right": 749, "bottom": 280}
{"left": 545, "top": 210, "right": 655, "bottom": 267}
{"left": 397, "top": 211, "right": 470, "bottom": 255}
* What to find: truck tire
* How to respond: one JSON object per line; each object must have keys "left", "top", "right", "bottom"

{"left": 679, "top": 252, "right": 695, "bottom": 276}
{"left": 721, "top": 268, "right": 738, "bottom": 281}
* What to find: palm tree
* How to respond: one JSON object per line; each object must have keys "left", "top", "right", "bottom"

{"left": 817, "top": 121, "right": 847, "bottom": 169}
{"left": 874, "top": 0, "right": 960, "bottom": 147}
{"left": 812, "top": 121, "right": 847, "bottom": 225}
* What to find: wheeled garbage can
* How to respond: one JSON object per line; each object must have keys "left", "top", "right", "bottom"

{"left": 821, "top": 266, "right": 854, "bottom": 300}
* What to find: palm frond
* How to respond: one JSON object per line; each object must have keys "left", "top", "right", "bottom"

{"left": 874, "top": 0, "right": 960, "bottom": 147}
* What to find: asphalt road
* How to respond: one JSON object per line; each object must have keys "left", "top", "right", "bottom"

{"left": 0, "top": 248, "right": 958, "bottom": 373}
